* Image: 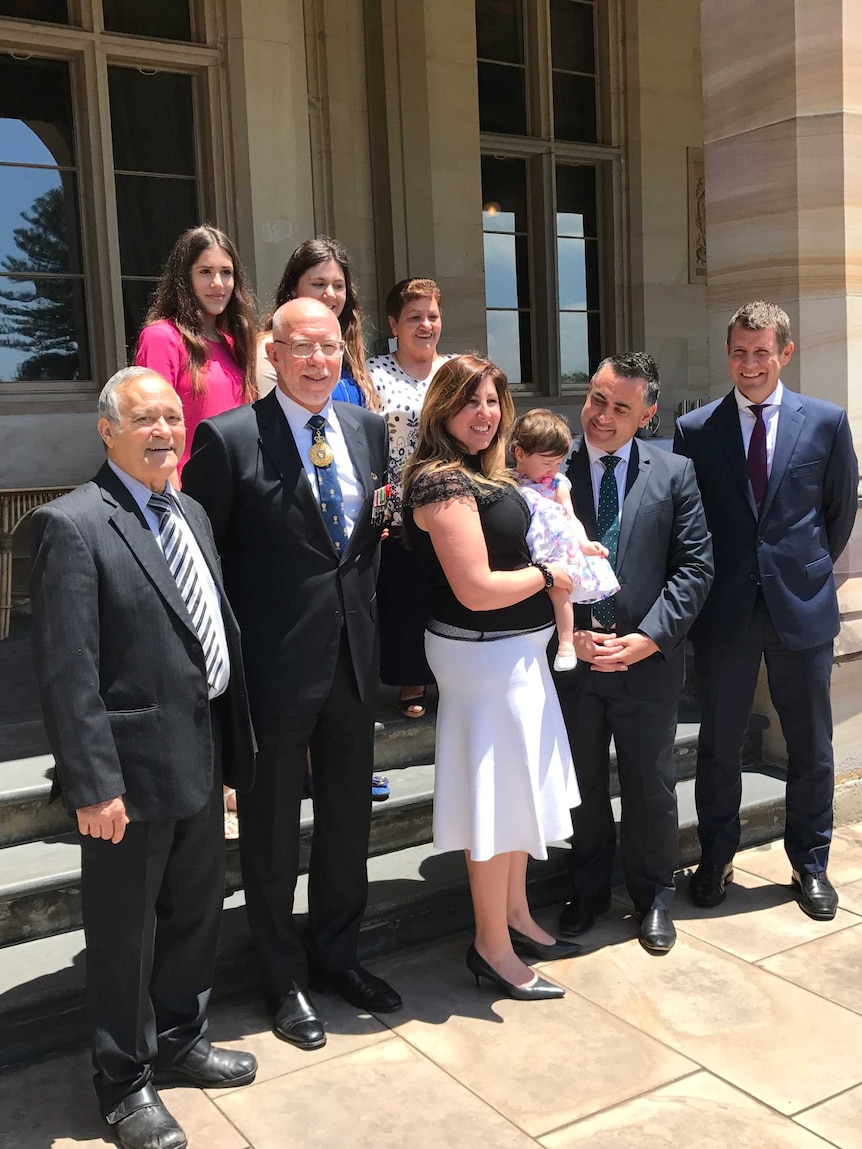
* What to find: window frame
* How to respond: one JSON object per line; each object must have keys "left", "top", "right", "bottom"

{"left": 0, "top": 0, "right": 230, "bottom": 413}
{"left": 479, "top": 0, "right": 628, "bottom": 399}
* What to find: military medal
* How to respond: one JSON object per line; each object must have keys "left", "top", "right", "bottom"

{"left": 309, "top": 432, "right": 334, "bottom": 468}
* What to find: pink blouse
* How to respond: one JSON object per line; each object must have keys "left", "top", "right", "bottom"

{"left": 135, "top": 318, "right": 247, "bottom": 478}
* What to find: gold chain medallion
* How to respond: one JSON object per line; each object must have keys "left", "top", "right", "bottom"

{"left": 309, "top": 437, "right": 334, "bottom": 468}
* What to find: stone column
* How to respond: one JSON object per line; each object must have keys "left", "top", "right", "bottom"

{"left": 700, "top": 0, "right": 862, "bottom": 774}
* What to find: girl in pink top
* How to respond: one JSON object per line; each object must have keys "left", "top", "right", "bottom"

{"left": 136, "top": 225, "right": 258, "bottom": 477}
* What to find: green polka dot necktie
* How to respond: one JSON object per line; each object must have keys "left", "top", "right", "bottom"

{"left": 306, "top": 414, "right": 350, "bottom": 555}
{"left": 592, "top": 454, "right": 621, "bottom": 629}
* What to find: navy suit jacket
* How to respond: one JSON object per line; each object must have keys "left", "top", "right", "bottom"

{"left": 181, "top": 391, "right": 388, "bottom": 725}
{"left": 30, "top": 463, "right": 256, "bottom": 821}
{"left": 566, "top": 436, "right": 714, "bottom": 699}
{"left": 673, "top": 388, "right": 858, "bottom": 651}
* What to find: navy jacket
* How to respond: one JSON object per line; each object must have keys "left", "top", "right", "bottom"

{"left": 673, "top": 389, "right": 858, "bottom": 651}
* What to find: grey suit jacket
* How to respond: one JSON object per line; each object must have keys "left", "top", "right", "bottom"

{"left": 566, "top": 437, "right": 714, "bottom": 698}
{"left": 29, "top": 462, "right": 256, "bottom": 821}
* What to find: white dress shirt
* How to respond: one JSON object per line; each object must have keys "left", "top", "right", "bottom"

{"left": 734, "top": 379, "right": 783, "bottom": 479}
{"left": 107, "top": 459, "right": 230, "bottom": 698}
{"left": 273, "top": 387, "right": 363, "bottom": 537}
{"left": 584, "top": 436, "right": 634, "bottom": 518}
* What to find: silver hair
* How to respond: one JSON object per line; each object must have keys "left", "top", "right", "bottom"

{"left": 97, "top": 366, "right": 169, "bottom": 424}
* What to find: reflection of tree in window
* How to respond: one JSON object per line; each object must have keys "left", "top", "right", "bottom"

{"left": 0, "top": 187, "right": 79, "bottom": 380}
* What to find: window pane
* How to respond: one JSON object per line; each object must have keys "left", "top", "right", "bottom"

{"left": 0, "top": 168, "right": 83, "bottom": 274}
{"left": 102, "top": 0, "right": 192, "bottom": 41}
{"left": 552, "top": 72, "right": 597, "bottom": 143}
{"left": 556, "top": 165, "right": 597, "bottom": 236}
{"left": 122, "top": 280, "right": 157, "bottom": 360}
{"left": 476, "top": 0, "right": 522, "bottom": 64}
{"left": 0, "top": 56, "right": 76, "bottom": 165}
{"left": 559, "top": 311, "right": 589, "bottom": 383}
{"left": 0, "top": 1, "right": 69, "bottom": 22}
{"left": 484, "top": 235, "right": 530, "bottom": 310}
{"left": 550, "top": 0, "right": 595, "bottom": 74}
{"left": 0, "top": 275, "right": 90, "bottom": 381}
{"left": 478, "top": 62, "right": 527, "bottom": 135}
{"left": 115, "top": 174, "right": 199, "bottom": 277}
{"left": 481, "top": 156, "right": 529, "bottom": 232}
{"left": 487, "top": 310, "right": 531, "bottom": 385}
{"left": 109, "top": 69, "right": 196, "bottom": 175}
{"left": 557, "top": 237, "right": 586, "bottom": 311}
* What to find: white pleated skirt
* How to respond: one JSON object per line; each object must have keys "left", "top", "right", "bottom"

{"left": 425, "top": 625, "right": 581, "bottom": 862}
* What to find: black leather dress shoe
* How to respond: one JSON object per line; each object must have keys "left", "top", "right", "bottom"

{"left": 509, "top": 926, "right": 582, "bottom": 961}
{"left": 104, "top": 1084, "right": 186, "bottom": 1149}
{"left": 689, "top": 862, "right": 734, "bottom": 908}
{"left": 638, "top": 908, "right": 676, "bottom": 955}
{"left": 309, "top": 966, "right": 402, "bottom": 1013}
{"left": 153, "top": 1039, "right": 257, "bottom": 1089}
{"left": 792, "top": 870, "right": 838, "bottom": 921}
{"left": 273, "top": 985, "right": 326, "bottom": 1049}
{"left": 558, "top": 894, "right": 612, "bottom": 938}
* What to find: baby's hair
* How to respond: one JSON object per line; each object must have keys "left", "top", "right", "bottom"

{"left": 510, "top": 408, "right": 572, "bottom": 458}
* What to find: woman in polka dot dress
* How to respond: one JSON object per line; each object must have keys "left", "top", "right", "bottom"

{"left": 368, "top": 279, "right": 454, "bottom": 717}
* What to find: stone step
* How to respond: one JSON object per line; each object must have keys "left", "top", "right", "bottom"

{"left": 0, "top": 766, "right": 789, "bottom": 1068}
{"left": 0, "top": 718, "right": 740, "bottom": 948}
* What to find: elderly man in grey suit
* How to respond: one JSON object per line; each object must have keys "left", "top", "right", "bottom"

{"left": 30, "top": 367, "right": 257, "bottom": 1149}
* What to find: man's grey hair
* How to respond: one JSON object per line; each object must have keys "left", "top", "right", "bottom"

{"left": 97, "top": 366, "right": 169, "bottom": 424}
{"left": 593, "top": 352, "right": 660, "bottom": 407}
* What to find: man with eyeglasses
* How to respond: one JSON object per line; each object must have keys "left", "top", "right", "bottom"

{"left": 183, "top": 297, "right": 400, "bottom": 1049}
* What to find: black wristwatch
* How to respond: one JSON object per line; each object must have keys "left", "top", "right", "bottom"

{"left": 531, "top": 560, "right": 554, "bottom": 590}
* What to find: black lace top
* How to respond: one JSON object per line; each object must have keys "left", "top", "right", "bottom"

{"left": 403, "top": 464, "right": 553, "bottom": 632}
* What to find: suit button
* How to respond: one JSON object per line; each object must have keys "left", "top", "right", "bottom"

{"left": 757, "top": 536, "right": 765, "bottom": 545}
{"left": 197, "top": 698, "right": 208, "bottom": 710}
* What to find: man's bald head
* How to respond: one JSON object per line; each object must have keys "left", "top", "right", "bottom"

{"left": 266, "top": 297, "right": 345, "bottom": 413}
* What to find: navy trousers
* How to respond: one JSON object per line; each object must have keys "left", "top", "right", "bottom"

{"left": 693, "top": 592, "right": 834, "bottom": 873}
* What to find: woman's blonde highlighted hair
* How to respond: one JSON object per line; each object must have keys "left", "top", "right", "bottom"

{"left": 402, "top": 353, "right": 517, "bottom": 504}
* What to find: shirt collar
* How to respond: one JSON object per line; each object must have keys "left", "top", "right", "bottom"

{"left": 107, "top": 459, "right": 172, "bottom": 514}
{"left": 273, "top": 385, "right": 336, "bottom": 438}
{"left": 584, "top": 436, "right": 634, "bottom": 469}
{"left": 734, "top": 378, "right": 784, "bottom": 412}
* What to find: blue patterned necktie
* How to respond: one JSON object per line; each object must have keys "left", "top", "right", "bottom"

{"left": 306, "top": 414, "right": 350, "bottom": 555}
{"left": 592, "top": 454, "right": 621, "bottom": 629}
{"left": 147, "top": 491, "right": 228, "bottom": 695}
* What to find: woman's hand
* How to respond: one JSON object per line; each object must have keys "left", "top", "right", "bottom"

{"left": 579, "top": 539, "right": 609, "bottom": 558}
{"left": 547, "top": 563, "right": 573, "bottom": 595}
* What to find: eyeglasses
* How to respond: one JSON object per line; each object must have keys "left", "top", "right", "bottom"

{"left": 272, "top": 339, "right": 345, "bottom": 358}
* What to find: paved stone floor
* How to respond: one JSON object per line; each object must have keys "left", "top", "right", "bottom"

{"left": 4, "top": 826, "right": 862, "bottom": 1148}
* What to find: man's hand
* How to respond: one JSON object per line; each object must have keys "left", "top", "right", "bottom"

{"left": 590, "top": 632, "right": 659, "bottom": 672}
{"left": 76, "top": 796, "right": 129, "bottom": 844}
{"left": 573, "top": 630, "right": 623, "bottom": 670}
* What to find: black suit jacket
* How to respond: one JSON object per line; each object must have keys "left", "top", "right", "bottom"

{"left": 29, "top": 463, "right": 256, "bottom": 821}
{"left": 566, "top": 437, "right": 714, "bottom": 698}
{"left": 181, "top": 391, "right": 389, "bottom": 723}
{"left": 674, "top": 390, "right": 858, "bottom": 650}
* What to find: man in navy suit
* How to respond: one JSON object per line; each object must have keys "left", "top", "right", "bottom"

{"left": 674, "top": 301, "right": 858, "bottom": 919}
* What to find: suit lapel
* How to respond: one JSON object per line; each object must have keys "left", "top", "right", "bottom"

{"left": 616, "top": 439, "right": 649, "bottom": 571}
{"left": 255, "top": 391, "right": 338, "bottom": 557}
{"left": 567, "top": 440, "right": 598, "bottom": 538}
{"left": 336, "top": 403, "right": 374, "bottom": 563}
{"left": 96, "top": 464, "right": 199, "bottom": 641}
{"left": 710, "top": 390, "right": 758, "bottom": 519}
{"left": 760, "top": 392, "right": 805, "bottom": 522}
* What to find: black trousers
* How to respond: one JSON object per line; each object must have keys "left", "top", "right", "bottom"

{"left": 81, "top": 710, "right": 225, "bottom": 1116}
{"left": 377, "top": 530, "right": 434, "bottom": 686}
{"left": 239, "top": 630, "right": 375, "bottom": 1000}
{"left": 694, "top": 592, "right": 835, "bottom": 873}
{"left": 557, "top": 668, "right": 679, "bottom": 916}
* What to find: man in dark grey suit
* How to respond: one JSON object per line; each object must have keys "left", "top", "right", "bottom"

{"left": 183, "top": 298, "right": 400, "bottom": 1051}
{"left": 30, "top": 368, "right": 257, "bottom": 1149}
{"left": 555, "top": 353, "right": 713, "bottom": 954}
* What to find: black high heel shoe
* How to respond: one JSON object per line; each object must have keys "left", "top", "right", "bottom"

{"left": 466, "top": 945, "right": 565, "bottom": 1000}
{"left": 508, "top": 926, "right": 582, "bottom": 961}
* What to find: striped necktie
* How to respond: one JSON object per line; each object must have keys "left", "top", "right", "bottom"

{"left": 592, "top": 454, "right": 621, "bottom": 629}
{"left": 147, "top": 491, "right": 227, "bottom": 696}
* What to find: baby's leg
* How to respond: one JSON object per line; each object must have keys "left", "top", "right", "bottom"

{"left": 549, "top": 587, "right": 576, "bottom": 671}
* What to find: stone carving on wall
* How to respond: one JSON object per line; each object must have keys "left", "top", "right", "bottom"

{"left": 688, "top": 147, "right": 707, "bottom": 283}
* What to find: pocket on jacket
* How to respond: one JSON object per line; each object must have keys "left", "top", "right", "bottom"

{"left": 805, "top": 554, "right": 833, "bottom": 579}
{"left": 790, "top": 461, "right": 821, "bottom": 478}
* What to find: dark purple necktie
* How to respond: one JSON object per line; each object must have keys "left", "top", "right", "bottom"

{"left": 747, "top": 404, "right": 768, "bottom": 511}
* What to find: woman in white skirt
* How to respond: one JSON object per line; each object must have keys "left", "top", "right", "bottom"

{"left": 402, "top": 354, "right": 583, "bottom": 1001}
